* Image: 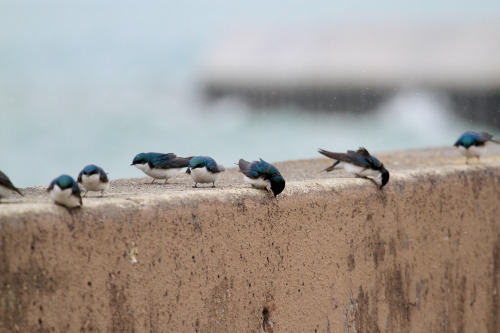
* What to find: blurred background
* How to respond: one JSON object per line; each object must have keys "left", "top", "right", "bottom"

{"left": 1, "top": 0, "right": 500, "bottom": 187}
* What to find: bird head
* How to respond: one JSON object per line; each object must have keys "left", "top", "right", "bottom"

{"left": 270, "top": 176, "right": 286, "bottom": 197}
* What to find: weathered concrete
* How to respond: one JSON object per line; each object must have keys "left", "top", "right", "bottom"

{"left": 1, "top": 148, "right": 500, "bottom": 332}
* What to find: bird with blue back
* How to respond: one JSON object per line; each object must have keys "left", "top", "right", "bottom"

{"left": 131, "top": 152, "right": 192, "bottom": 184}
{"left": 0, "top": 170, "right": 23, "bottom": 201}
{"left": 186, "top": 156, "right": 225, "bottom": 188}
{"left": 48, "top": 175, "right": 82, "bottom": 208}
{"left": 454, "top": 131, "right": 500, "bottom": 164}
{"left": 319, "top": 147, "right": 390, "bottom": 189}
{"left": 238, "top": 158, "right": 286, "bottom": 197}
{"left": 77, "top": 164, "right": 110, "bottom": 197}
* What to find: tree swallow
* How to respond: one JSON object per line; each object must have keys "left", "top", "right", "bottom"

{"left": 454, "top": 131, "right": 500, "bottom": 164}
{"left": 238, "top": 158, "right": 286, "bottom": 197}
{"left": 0, "top": 170, "right": 23, "bottom": 201}
{"left": 186, "top": 156, "right": 225, "bottom": 188}
{"left": 319, "top": 147, "right": 390, "bottom": 189}
{"left": 77, "top": 164, "right": 110, "bottom": 197}
{"left": 131, "top": 152, "right": 192, "bottom": 184}
{"left": 48, "top": 175, "right": 82, "bottom": 208}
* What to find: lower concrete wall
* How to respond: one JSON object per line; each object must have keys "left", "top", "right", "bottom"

{"left": 1, "top": 152, "right": 500, "bottom": 332}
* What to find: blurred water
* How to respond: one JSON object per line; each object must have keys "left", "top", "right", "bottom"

{"left": 1, "top": 1, "right": 499, "bottom": 187}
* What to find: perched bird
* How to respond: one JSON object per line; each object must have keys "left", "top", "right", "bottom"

{"left": 186, "top": 156, "right": 225, "bottom": 188}
{"left": 319, "top": 147, "right": 390, "bottom": 189}
{"left": 454, "top": 131, "right": 500, "bottom": 164}
{"left": 131, "top": 152, "right": 192, "bottom": 184}
{"left": 238, "top": 158, "right": 285, "bottom": 197}
{"left": 48, "top": 175, "right": 82, "bottom": 208}
{"left": 0, "top": 170, "right": 23, "bottom": 201}
{"left": 77, "top": 164, "right": 110, "bottom": 197}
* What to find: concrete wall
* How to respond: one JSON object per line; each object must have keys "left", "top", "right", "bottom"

{"left": 1, "top": 149, "right": 499, "bottom": 332}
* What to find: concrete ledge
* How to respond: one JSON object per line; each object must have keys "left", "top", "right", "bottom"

{"left": 1, "top": 148, "right": 500, "bottom": 332}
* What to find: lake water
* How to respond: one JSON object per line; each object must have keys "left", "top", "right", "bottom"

{"left": 1, "top": 1, "right": 499, "bottom": 187}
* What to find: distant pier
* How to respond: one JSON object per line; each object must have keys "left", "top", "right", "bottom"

{"left": 201, "top": 22, "right": 500, "bottom": 126}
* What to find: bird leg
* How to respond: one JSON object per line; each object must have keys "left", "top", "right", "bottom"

{"left": 192, "top": 183, "right": 198, "bottom": 188}
{"left": 212, "top": 182, "right": 216, "bottom": 188}
{"left": 164, "top": 178, "right": 169, "bottom": 184}
{"left": 83, "top": 190, "right": 88, "bottom": 197}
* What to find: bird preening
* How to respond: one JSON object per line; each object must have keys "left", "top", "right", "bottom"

{"left": 318, "top": 147, "right": 390, "bottom": 190}
{"left": 453, "top": 131, "right": 500, "bottom": 164}
{"left": 4, "top": 129, "right": 500, "bottom": 207}
{"left": 238, "top": 158, "right": 285, "bottom": 197}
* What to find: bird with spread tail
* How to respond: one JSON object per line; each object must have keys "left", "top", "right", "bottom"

{"left": 319, "top": 147, "right": 390, "bottom": 189}
{"left": 77, "top": 164, "right": 110, "bottom": 197}
{"left": 131, "top": 152, "right": 192, "bottom": 184}
{"left": 238, "top": 158, "right": 285, "bottom": 197}
{"left": 186, "top": 156, "right": 225, "bottom": 188}
{"left": 0, "top": 170, "right": 23, "bottom": 201}
{"left": 48, "top": 175, "right": 82, "bottom": 208}
{"left": 454, "top": 131, "right": 500, "bottom": 164}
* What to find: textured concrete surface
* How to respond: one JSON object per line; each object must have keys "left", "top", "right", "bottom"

{"left": 1, "top": 147, "right": 500, "bottom": 332}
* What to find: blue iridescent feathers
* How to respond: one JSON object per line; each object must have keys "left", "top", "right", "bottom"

{"left": 454, "top": 131, "right": 500, "bottom": 163}
{"left": 77, "top": 164, "right": 110, "bottom": 197}
{"left": 454, "top": 131, "right": 497, "bottom": 149}
{"left": 318, "top": 147, "right": 390, "bottom": 189}
{"left": 238, "top": 158, "right": 285, "bottom": 197}
{"left": 48, "top": 175, "right": 82, "bottom": 208}
{"left": 186, "top": 156, "right": 225, "bottom": 188}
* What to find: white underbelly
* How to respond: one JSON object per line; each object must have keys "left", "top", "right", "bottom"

{"left": 243, "top": 175, "right": 270, "bottom": 188}
{"left": 190, "top": 167, "right": 221, "bottom": 183}
{"left": 50, "top": 186, "right": 81, "bottom": 208}
{"left": 134, "top": 164, "right": 183, "bottom": 179}
{"left": 81, "top": 174, "right": 110, "bottom": 192}
{"left": 0, "top": 185, "right": 14, "bottom": 199}
{"left": 341, "top": 162, "right": 378, "bottom": 177}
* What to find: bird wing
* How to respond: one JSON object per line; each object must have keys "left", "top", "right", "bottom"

{"left": 99, "top": 168, "right": 109, "bottom": 183}
{"left": 344, "top": 148, "right": 374, "bottom": 168}
{"left": 479, "top": 132, "right": 493, "bottom": 141}
{"left": 238, "top": 159, "right": 253, "bottom": 176}
{"left": 72, "top": 182, "right": 82, "bottom": 205}
{"left": 318, "top": 149, "right": 351, "bottom": 172}
{"left": 318, "top": 149, "right": 348, "bottom": 162}
{"left": 478, "top": 132, "right": 500, "bottom": 144}
{"left": 47, "top": 179, "right": 56, "bottom": 192}
{"left": 241, "top": 159, "right": 265, "bottom": 178}
{"left": 166, "top": 157, "right": 192, "bottom": 168}
{"left": 206, "top": 160, "right": 224, "bottom": 173}
{"left": 0, "top": 171, "right": 22, "bottom": 195}
{"left": 151, "top": 153, "right": 190, "bottom": 169}
{"left": 319, "top": 148, "right": 371, "bottom": 167}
